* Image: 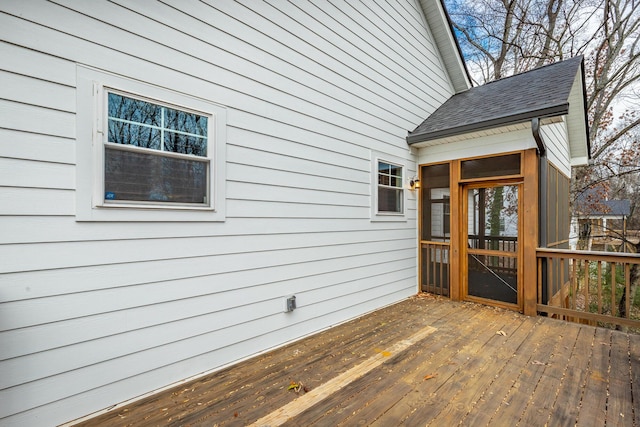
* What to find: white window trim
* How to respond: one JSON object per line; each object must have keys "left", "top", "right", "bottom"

{"left": 76, "top": 65, "right": 226, "bottom": 222}
{"left": 371, "top": 152, "right": 408, "bottom": 222}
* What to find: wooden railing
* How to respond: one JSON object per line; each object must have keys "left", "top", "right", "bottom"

{"left": 468, "top": 235, "right": 518, "bottom": 252}
{"left": 421, "top": 240, "right": 450, "bottom": 297}
{"left": 468, "top": 235, "right": 518, "bottom": 274}
{"left": 537, "top": 248, "right": 640, "bottom": 329}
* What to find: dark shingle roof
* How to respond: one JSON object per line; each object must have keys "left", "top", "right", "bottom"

{"left": 578, "top": 199, "right": 631, "bottom": 217}
{"left": 576, "top": 187, "right": 632, "bottom": 217}
{"left": 407, "top": 56, "right": 584, "bottom": 144}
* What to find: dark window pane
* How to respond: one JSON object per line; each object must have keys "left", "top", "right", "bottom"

{"left": 108, "top": 93, "right": 161, "bottom": 127}
{"left": 378, "top": 161, "right": 402, "bottom": 188}
{"left": 105, "top": 147, "right": 207, "bottom": 204}
{"left": 378, "top": 187, "right": 402, "bottom": 212}
{"left": 388, "top": 164, "right": 402, "bottom": 178}
{"left": 461, "top": 154, "right": 520, "bottom": 179}
{"left": 164, "top": 132, "right": 207, "bottom": 156}
{"left": 421, "top": 163, "right": 450, "bottom": 241}
{"left": 164, "top": 107, "right": 208, "bottom": 136}
{"left": 108, "top": 119, "right": 161, "bottom": 150}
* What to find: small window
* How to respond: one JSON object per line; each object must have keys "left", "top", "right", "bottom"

{"left": 76, "top": 66, "right": 227, "bottom": 222}
{"left": 377, "top": 160, "right": 404, "bottom": 214}
{"left": 105, "top": 92, "right": 210, "bottom": 205}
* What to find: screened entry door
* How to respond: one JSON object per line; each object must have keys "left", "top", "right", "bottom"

{"left": 463, "top": 182, "right": 522, "bottom": 308}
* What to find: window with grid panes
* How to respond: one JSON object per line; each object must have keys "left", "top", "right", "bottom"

{"left": 105, "top": 91, "right": 210, "bottom": 205}
{"left": 377, "top": 161, "right": 404, "bottom": 214}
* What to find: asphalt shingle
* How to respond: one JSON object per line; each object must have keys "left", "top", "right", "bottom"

{"left": 408, "top": 56, "right": 584, "bottom": 144}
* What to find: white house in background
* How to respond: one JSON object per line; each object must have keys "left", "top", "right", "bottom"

{"left": 0, "top": 1, "right": 470, "bottom": 425}
{"left": 571, "top": 186, "right": 632, "bottom": 251}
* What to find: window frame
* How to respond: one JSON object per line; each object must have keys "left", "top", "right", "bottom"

{"left": 102, "top": 89, "right": 211, "bottom": 207}
{"left": 76, "top": 66, "right": 226, "bottom": 222}
{"left": 371, "top": 153, "right": 407, "bottom": 222}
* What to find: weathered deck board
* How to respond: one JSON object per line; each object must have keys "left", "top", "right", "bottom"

{"left": 284, "top": 300, "right": 481, "bottom": 426}
{"left": 631, "top": 332, "right": 640, "bottom": 427}
{"left": 390, "top": 305, "right": 523, "bottom": 426}
{"left": 516, "top": 321, "right": 580, "bottom": 427}
{"left": 72, "top": 295, "right": 640, "bottom": 427}
{"left": 576, "top": 327, "right": 612, "bottom": 426}
{"left": 608, "top": 332, "right": 633, "bottom": 427}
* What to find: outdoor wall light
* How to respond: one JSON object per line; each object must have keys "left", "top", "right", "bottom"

{"left": 409, "top": 177, "right": 420, "bottom": 189}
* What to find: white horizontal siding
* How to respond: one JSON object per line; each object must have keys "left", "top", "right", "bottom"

{"left": 0, "top": 128, "right": 75, "bottom": 164}
{"left": 0, "top": 158, "right": 75, "bottom": 190}
{"left": 0, "top": 0, "right": 453, "bottom": 425}
{"left": 0, "top": 254, "right": 416, "bottom": 358}
{"left": 540, "top": 120, "right": 571, "bottom": 177}
{"left": 0, "top": 216, "right": 416, "bottom": 244}
{"left": 1, "top": 231, "right": 416, "bottom": 276}
{"left": 1, "top": 265, "right": 415, "bottom": 392}
{"left": 0, "top": 188, "right": 75, "bottom": 216}
{"left": 0, "top": 40, "right": 76, "bottom": 86}
{"left": 417, "top": 126, "right": 537, "bottom": 165}
{"left": 0, "top": 99, "right": 75, "bottom": 138}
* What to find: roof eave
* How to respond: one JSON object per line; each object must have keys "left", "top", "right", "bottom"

{"left": 419, "top": 0, "right": 472, "bottom": 93}
{"left": 407, "top": 103, "right": 569, "bottom": 145}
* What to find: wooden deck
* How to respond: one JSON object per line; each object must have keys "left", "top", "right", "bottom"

{"left": 74, "top": 294, "right": 640, "bottom": 426}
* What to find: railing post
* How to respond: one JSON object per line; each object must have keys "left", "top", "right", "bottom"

{"left": 536, "top": 248, "right": 640, "bottom": 330}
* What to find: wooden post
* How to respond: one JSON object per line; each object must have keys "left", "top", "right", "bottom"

{"left": 522, "top": 149, "right": 539, "bottom": 316}
{"left": 450, "top": 160, "right": 461, "bottom": 301}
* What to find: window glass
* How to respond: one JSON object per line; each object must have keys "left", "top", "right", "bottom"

{"left": 105, "top": 148, "right": 208, "bottom": 204}
{"left": 377, "top": 161, "right": 403, "bottom": 213}
{"left": 105, "top": 91, "right": 209, "bottom": 205}
{"left": 461, "top": 153, "right": 520, "bottom": 179}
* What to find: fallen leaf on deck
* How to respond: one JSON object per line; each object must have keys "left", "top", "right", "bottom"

{"left": 496, "top": 330, "right": 507, "bottom": 336}
{"left": 424, "top": 374, "right": 437, "bottom": 380}
{"left": 374, "top": 348, "right": 392, "bottom": 357}
{"left": 288, "top": 381, "right": 304, "bottom": 393}
{"left": 531, "top": 360, "right": 547, "bottom": 365}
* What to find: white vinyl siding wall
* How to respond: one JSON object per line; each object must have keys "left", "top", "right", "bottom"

{"left": 0, "top": 1, "right": 455, "bottom": 425}
{"left": 416, "top": 126, "right": 538, "bottom": 165}
{"left": 540, "top": 120, "right": 572, "bottom": 177}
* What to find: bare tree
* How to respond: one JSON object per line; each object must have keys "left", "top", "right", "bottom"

{"left": 445, "top": 0, "right": 640, "bottom": 225}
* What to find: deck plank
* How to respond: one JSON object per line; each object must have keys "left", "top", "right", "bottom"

{"left": 517, "top": 321, "right": 582, "bottom": 427}
{"left": 389, "top": 307, "right": 527, "bottom": 426}
{"left": 631, "top": 332, "right": 640, "bottom": 426}
{"left": 459, "top": 317, "right": 552, "bottom": 426}
{"left": 422, "top": 314, "right": 541, "bottom": 426}
{"left": 575, "top": 327, "right": 612, "bottom": 426}
{"left": 72, "top": 296, "right": 639, "bottom": 427}
{"left": 359, "top": 307, "right": 506, "bottom": 425}
{"left": 288, "top": 300, "right": 479, "bottom": 426}
{"left": 495, "top": 319, "right": 573, "bottom": 426}
{"left": 607, "top": 332, "right": 633, "bottom": 426}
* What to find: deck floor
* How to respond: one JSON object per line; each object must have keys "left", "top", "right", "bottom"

{"left": 75, "top": 294, "right": 640, "bottom": 426}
